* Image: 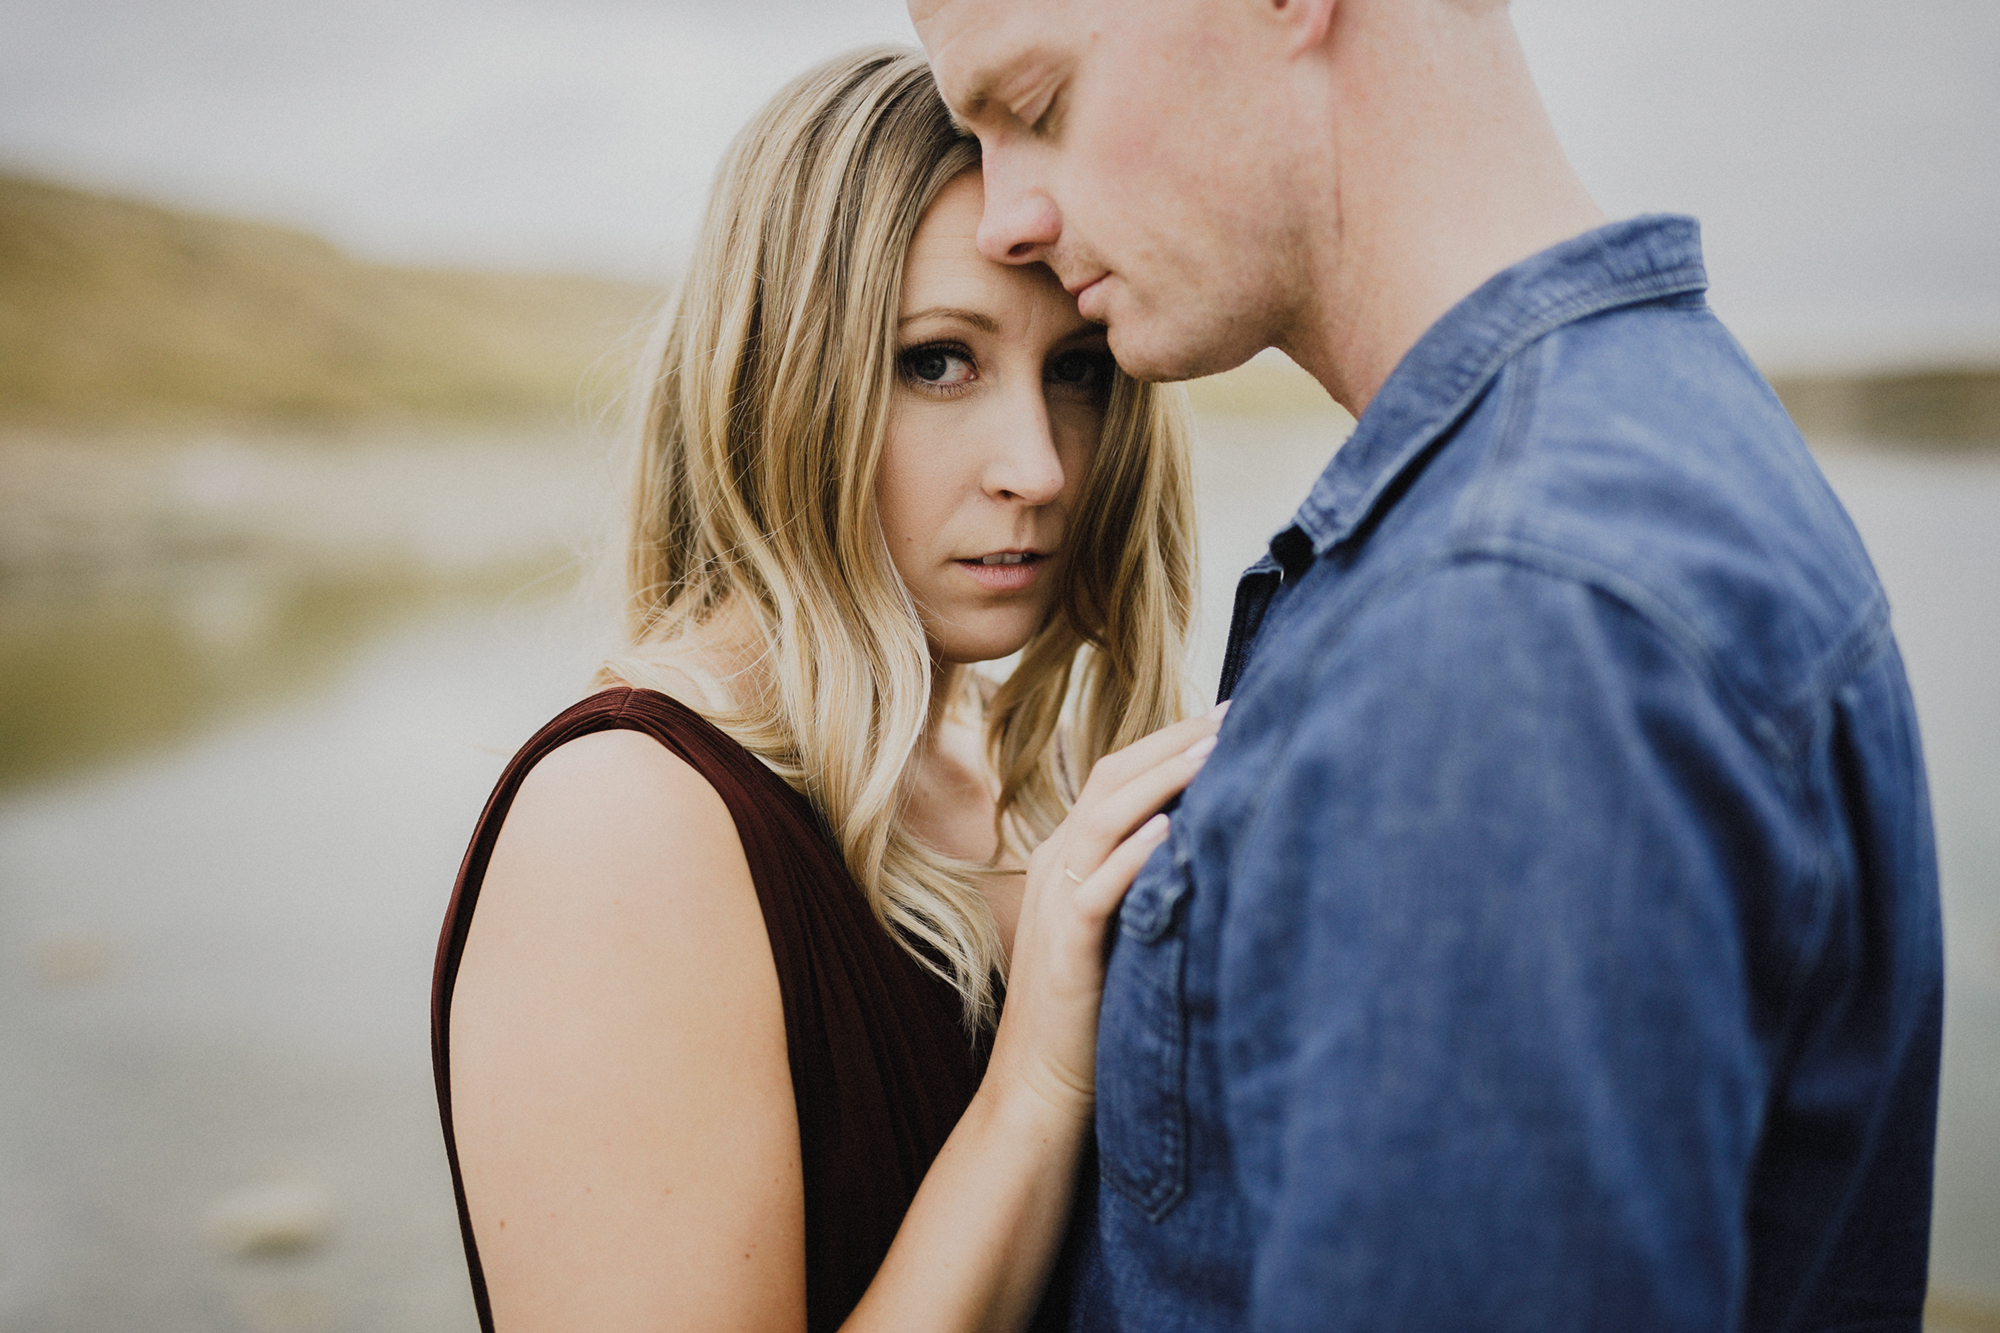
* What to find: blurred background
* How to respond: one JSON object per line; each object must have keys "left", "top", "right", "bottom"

{"left": 1, "top": 0, "right": 1994, "bottom": 1328}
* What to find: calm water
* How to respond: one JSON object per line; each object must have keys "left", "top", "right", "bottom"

{"left": 0, "top": 423, "right": 1994, "bottom": 1330}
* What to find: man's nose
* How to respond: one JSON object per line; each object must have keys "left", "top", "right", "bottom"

{"left": 976, "top": 153, "right": 1061, "bottom": 265}
{"left": 983, "top": 389, "right": 1066, "bottom": 505}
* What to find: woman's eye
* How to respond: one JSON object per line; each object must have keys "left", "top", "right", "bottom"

{"left": 901, "top": 345, "right": 975, "bottom": 388}
{"left": 1047, "top": 349, "right": 1113, "bottom": 392}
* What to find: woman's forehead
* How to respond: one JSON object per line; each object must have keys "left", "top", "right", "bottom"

{"left": 908, "top": 170, "right": 986, "bottom": 260}
{"left": 901, "top": 172, "right": 1076, "bottom": 324}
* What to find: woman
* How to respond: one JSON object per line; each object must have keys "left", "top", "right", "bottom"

{"left": 431, "top": 48, "right": 1217, "bottom": 1332}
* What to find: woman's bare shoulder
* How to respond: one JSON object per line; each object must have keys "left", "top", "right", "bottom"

{"left": 516, "top": 721, "right": 713, "bottom": 811}
{"left": 474, "top": 722, "right": 757, "bottom": 966}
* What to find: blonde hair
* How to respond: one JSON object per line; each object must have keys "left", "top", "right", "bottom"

{"left": 603, "top": 48, "right": 1196, "bottom": 1030}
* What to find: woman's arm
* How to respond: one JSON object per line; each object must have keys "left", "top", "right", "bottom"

{"left": 449, "top": 728, "right": 806, "bottom": 1330}
{"left": 450, "top": 708, "right": 1223, "bottom": 1332}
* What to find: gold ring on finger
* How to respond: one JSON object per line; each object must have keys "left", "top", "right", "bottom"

{"left": 1062, "top": 865, "right": 1086, "bottom": 886}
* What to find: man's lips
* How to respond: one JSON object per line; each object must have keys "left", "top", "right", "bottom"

{"left": 954, "top": 550, "right": 1050, "bottom": 592}
{"left": 1068, "top": 273, "right": 1110, "bottom": 320}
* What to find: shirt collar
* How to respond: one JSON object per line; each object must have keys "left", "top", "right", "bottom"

{"left": 1278, "top": 214, "right": 1711, "bottom": 560}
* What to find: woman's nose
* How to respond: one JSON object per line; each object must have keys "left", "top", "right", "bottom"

{"left": 982, "top": 391, "right": 1066, "bottom": 505}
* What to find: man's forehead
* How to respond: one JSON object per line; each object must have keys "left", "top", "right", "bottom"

{"left": 910, "top": 0, "right": 1042, "bottom": 34}
{"left": 912, "top": 0, "right": 1077, "bottom": 103}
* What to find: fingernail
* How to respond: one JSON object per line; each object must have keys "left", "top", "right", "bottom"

{"left": 1141, "top": 813, "right": 1170, "bottom": 838}
{"left": 1207, "top": 700, "right": 1232, "bottom": 719}
{"left": 1183, "top": 734, "right": 1218, "bottom": 761}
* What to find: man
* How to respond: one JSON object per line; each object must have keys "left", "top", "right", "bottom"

{"left": 912, "top": 1, "right": 1943, "bottom": 1329}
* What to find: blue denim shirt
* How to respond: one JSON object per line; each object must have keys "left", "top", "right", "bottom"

{"left": 1068, "top": 217, "right": 1943, "bottom": 1332}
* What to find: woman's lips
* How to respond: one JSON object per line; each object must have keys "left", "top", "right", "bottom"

{"left": 955, "top": 551, "right": 1049, "bottom": 592}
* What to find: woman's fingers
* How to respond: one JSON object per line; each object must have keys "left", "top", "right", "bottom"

{"left": 1069, "top": 812, "right": 1171, "bottom": 919}
{"left": 994, "top": 715, "right": 1227, "bottom": 1116}
{"left": 1076, "top": 702, "right": 1229, "bottom": 801}
{"left": 1059, "top": 729, "right": 1218, "bottom": 879}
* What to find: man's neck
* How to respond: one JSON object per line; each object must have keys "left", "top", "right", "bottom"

{"left": 1280, "top": 0, "right": 1606, "bottom": 415}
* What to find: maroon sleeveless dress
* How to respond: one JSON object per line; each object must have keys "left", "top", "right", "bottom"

{"left": 431, "top": 687, "right": 986, "bottom": 1332}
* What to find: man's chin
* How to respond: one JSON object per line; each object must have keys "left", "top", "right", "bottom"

{"left": 1107, "top": 321, "right": 1263, "bottom": 385}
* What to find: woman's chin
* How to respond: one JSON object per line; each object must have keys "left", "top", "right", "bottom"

{"left": 928, "top": 623, "right": 1041, "bottom": 669}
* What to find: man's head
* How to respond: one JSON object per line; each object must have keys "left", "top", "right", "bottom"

{"left": 913, "top": 0, "right": 1598, "bottom": 410}
{"left": 911, "top": 0, "right": 1342, "bottom": 383}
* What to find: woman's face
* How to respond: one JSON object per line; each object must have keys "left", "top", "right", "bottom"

{"left": 879, "top": 168, "right": 1115, "bottom": 666}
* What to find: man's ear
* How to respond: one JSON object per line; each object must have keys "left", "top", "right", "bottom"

{"left": 1267, "top": 0, "right": 1339, "bottom": 54}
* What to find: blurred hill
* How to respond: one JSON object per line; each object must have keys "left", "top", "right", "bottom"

{"left": 1, "top": 171, "right": 1993, "bottom": 441}
{"left": 0, "top": 174, "right": 656, "bottom": 427}
{"left": 1188, "top": 351, "right": 2000, "bottom": 445}
{"left": 1769, "top": 369, "right": 2000, "bottom": 446}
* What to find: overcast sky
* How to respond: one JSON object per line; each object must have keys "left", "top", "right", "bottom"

{"left": 3, "top": 0, "right": 1996, "bottom": 372}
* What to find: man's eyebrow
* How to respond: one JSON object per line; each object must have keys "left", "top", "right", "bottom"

{"left": 899, "top": 307, "right": 1001, "bottom": 332}
{"left": 932, "top": 74, "right": 986, "bottom": 137}
{"left": 934, "top": 42, "right": 1048, "bottom": 135}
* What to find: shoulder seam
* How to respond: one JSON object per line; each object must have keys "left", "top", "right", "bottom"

{"left": 1437, "top": 537, "right": 1889, "bottom": 769}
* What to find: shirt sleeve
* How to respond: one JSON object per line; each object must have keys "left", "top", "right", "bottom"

{"left": 1222, "top": 557, "right": 1792, "bottom": 1333}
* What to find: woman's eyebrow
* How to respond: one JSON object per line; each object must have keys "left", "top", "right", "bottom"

{"left": 1053, "top": 323, "right": 1110, "bottom": 345}
{"left": 899, "top": 307, "right": 1000, "bottom": 332}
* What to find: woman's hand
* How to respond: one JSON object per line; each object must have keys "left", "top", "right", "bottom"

{"left": 987, "top": 702, "right": 1229, "bottom": 1123}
